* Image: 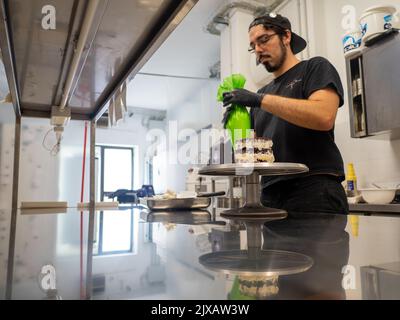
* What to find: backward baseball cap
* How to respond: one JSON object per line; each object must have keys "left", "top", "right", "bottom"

{"left": 249, "top": 12, "right": 307, "bottom": 54}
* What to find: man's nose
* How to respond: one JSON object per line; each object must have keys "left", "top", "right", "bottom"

{"left": 255, "top": 43, "right": 264, "bottom": 54}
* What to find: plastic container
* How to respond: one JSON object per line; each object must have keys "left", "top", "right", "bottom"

{"left": 360, "top": 5, "right": 397, "bottom": 43}
{"left": 342, "top": 28, "right": 362, "bottom": 57}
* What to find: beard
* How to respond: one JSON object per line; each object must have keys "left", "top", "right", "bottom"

{"left": 259, "top": 40, "right": 287, "bottom": 73}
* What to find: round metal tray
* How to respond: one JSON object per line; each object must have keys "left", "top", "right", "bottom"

{"left": 140, "top": 210, "right": 226, "bottom": 226}
{"left": 220, "top": 207, "right": 287, "bottom": 221}
{"left": 199, "top": 250, "right": 313, "bottom": 276}
{"left": 146, "top": 197, "right": 211, "bottom": 210}
{"left": 199, "top": 163, "right": 309, "bottom": 177}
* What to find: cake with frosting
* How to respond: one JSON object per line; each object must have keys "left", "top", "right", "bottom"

{"left": 238, "top": 275, "right": 279, "bottom": 299}
{"left": 234, "top": 137, "right": 275, "bottom": 163}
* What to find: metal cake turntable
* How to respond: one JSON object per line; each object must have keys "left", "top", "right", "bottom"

{"left": 199, "top": 162, "right": 308, "bottom": 220}
{"left": 199, "top": 249, "right": 313, "bottom": 276}
{"left": 198, "top": 163, "right": 313, "bottom": 277}
{"left": 198, "top": 219, "right": 314, "bottom": 277}
{"left": 198, "top": 213, "right": 313, "bottom": 276}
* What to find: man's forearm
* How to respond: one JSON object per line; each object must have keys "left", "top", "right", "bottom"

{"left": 260, "top": 94, "right": 337, "bottom": 131}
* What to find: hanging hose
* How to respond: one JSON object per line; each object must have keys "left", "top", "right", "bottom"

{"left": 80, "top": 121, "right": 88, "bottom": 299}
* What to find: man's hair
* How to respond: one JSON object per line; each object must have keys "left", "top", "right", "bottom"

{"left": 251, "top": 23, "right": 287, "bottom": 41}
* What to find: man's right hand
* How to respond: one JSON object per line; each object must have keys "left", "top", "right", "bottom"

{"left": 223, "top": 89, "right": 264, "bottom": 108}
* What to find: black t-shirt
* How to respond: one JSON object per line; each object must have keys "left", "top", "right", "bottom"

{"left": 251, "top": 56, "right": 345, "bottom": 189}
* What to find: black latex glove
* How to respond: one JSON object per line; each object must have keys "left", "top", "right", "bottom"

{"left": 222, "top": 88, "right": 264, "bottom": 108}
{"left": 222, "top": 106, "right": 233, "bottom": 128}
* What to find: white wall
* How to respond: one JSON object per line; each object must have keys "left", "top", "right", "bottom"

{"left": 162, "top": 79, "right": 222, "bottom": 193}
{"left": 96, "top": 117, "right": 166, "bottom": 191}
{"left": 307, "top": 0, "right": 400, "bottom": 188}
{"left": 13, "top": 115, "right": 165, "bottom": 205}
{"left": 18, "top": 118, "right": 64, "bottom": 202}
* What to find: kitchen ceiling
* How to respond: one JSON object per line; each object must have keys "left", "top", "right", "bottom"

{"left": 139, "top": 0, "right": 222, "bottom": 78}
{"left": 0, "top": 0, "right": 198, "bottom": 119}
{"left": 126, "top": 0, "right": 223, "bottom": 111}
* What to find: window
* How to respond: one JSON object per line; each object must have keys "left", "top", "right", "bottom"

{"left": 94, "top": 145, "right": 135, "bottom": 256}
{"left": 103, "top": 147, "right": 133, "bottom": 193}
{"left": 96, "top": 210, "right": 134, "bottom": 255}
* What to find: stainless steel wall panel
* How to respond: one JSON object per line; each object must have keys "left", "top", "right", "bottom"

{"left": 69, "top": 0, "right": 176, "bottom": 111}
{"left": 7, "top": 0, "right": 78, "bottom": 108}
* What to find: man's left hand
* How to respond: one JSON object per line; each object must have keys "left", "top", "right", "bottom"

{"left": 222, "top": 89, "right": 264, "bottom": 108}
{"left": 221, "top": 106, "right": 233, "bottom": 128}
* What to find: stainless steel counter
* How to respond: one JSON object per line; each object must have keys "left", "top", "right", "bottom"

{"left": 349, "top": 203, "right": 400, "bottom": 214}
{"left": 1, "top": 206, "right": 400, "bottom": 300}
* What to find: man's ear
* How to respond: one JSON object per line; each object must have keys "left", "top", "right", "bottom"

{"left": 283, "top": 30, "right": 292, "bottom": 47}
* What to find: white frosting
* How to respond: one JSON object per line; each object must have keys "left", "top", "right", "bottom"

{"left": 238, "top": 275, "right": 280, "bottom": 298}
{"left": 235, "top": 152, "right": 275, "bottom": 163}
{"left": 234, "top": 138, "right": 275, "bottom": 163}
{"left": 235, "top": 138, "right": 273, "bottom": 150}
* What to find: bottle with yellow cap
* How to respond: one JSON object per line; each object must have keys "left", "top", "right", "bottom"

{"left": 349, "top": 215, "right": 359, "bottom": 237}
{"left": 346, "top": 163, "right": 358, "bottom": 197}
{"left": 346, "top": 163, "right": 360, "bottom": 237}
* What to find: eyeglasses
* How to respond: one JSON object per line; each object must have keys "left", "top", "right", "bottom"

{"left": 248, "top": 33, "right": 278, "bottom": 53}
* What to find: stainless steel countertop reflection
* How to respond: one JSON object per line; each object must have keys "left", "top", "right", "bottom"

{"left": 1, "top": 206, "right": 400, "bottom": 300}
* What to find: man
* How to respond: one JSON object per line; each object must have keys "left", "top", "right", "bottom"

{"left": 223, "top": 13, "right": 348, "bottom": 215}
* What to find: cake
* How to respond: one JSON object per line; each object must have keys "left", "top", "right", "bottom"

{"left": 234, "top": 137, "right": 275, "bottom": 163}
{"left": 238, "top": 275, "right": 279, "bottom": 299}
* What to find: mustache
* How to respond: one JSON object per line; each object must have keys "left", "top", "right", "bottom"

{"left": 256, "top": 54, "right": 272, "bottom": 66}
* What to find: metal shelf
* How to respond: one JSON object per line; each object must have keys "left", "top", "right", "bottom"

{"left": 349, "top": 203, "right": 400, "bottom": 214}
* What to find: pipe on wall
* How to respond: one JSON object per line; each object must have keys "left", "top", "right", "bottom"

{"left": 206, "top": 0, "right": 288, "bottom": 35}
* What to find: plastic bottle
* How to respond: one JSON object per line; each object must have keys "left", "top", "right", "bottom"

{"left": 346, "top": 163, "right": 358, "bottom": 197}
{"left": 349, "top": 215, "right": 359, "bottom": 237}
{"left": 347, "top": 163, "right": 360, "bottom": 237}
